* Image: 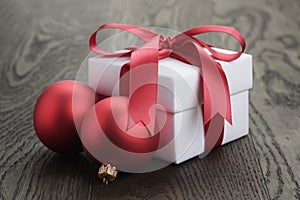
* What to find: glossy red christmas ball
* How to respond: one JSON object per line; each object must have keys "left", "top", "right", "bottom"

{"left": 80, "top": 96, "right": 161, "bottom": 171}
{"left": 34, "top": 80, "right": 99, "bottom": 154}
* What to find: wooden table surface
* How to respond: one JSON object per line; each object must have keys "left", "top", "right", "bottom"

{"left": 0, "top": 0, "right": 299, "bottom": 199}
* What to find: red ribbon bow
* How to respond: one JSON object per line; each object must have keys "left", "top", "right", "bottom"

{"left": 90, "top": 24, "right": 245, "bottom": 150}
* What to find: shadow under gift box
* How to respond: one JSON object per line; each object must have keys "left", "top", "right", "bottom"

{"left": 88, "top": 48, "right": 252, "bottom": 164}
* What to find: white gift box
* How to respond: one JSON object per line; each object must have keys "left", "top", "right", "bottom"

{"left": 88, "top": 48, "right": 252, "bottom": 164}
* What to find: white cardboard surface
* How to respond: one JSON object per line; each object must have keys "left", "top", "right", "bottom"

{"left": 88, "top": 49, "right": 252, "bottom": 113}
{"left": 155, "top": 90, "right": 249, "bottom": 164}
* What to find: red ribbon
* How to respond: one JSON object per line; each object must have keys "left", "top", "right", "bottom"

{"left": 89, "top": 24, "right": 245, "bottom": 150}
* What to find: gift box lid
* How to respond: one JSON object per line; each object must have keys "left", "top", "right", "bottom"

{"left": 88, "top": 48, "right": 252, "bottom": 113}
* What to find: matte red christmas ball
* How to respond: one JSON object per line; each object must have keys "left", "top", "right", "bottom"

{"left": 80, "top": 96, "right": 161, "bottom": 171}
{"left": 34, "top": 80, "right": 100, "bottom": 154}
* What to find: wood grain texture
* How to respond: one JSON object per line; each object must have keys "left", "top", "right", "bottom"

{"left": 91, "top": 137, "right": 268, "bottom": 200}
{"left": 0, "top": 0, "right": 299, "bottom": 199}
{"left": 209, "top": 0, "right": 300, "bottom": 199}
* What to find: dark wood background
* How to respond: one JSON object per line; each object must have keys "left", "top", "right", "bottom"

{"left": 0, "top": 0, "right": 299, "bottom": 199}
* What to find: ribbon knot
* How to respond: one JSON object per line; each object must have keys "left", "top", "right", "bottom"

{"left": 89, "top": 23, "right": 246, "bottom": 150}
{"left": 159, "top": 36, "right": 175, "bottom": 50}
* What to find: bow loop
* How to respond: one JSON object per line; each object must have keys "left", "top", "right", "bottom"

{"left": 183, "top": 25, "right": 246, "bottom": 62}
{"left": 89, "top": 23, "right": 159, "bottom": 56}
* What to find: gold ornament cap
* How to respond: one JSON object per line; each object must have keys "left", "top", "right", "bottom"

{"left": 98, "top": 164, "right": 118, "bottom": 185}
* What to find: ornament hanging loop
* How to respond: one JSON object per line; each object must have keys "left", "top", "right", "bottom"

{"left": 98, "top": 164, "right": 118, "bottom": 185}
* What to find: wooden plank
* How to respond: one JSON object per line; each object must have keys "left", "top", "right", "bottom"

{"left": 0, "top": 0, "right": 107, "bottom": 199}
{"left": 91, "top": 137, "right": 268, "bottom": 199}
{"left": 211, "top": 0, "right": 300, "bottom": 198}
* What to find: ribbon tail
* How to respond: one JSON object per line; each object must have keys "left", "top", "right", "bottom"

{"left": 201, "top": 52, "right": 232, "bottom": 151}
{"left": 215, "top": 62, "right": 232, "bottom": 124}
{"left": 127, "top": 35, "right": 161, "bottom": 135}
{"left": 172, "top": 39, "right": 231, "bottom": 150}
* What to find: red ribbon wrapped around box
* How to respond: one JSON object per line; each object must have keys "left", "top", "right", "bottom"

{"left": 89, "top": 24, "right": 245, "bottom": 151}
